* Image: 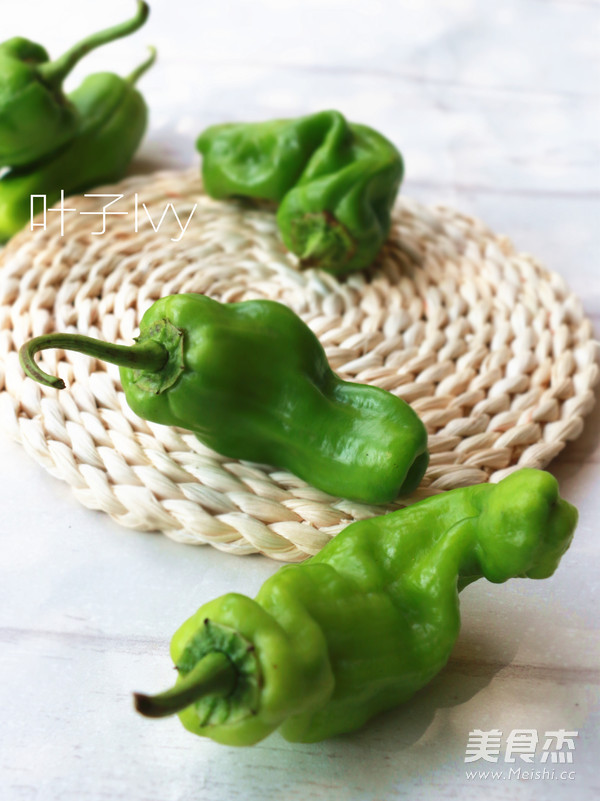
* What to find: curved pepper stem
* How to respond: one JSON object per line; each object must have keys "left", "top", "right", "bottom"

{"left": 134, "top": 651, "right": 236, "bottom": 719}
{"left": 19, "top": 332, "right": 168, "bottom": 390}
{"left": 39, "top": 1, "right": 150, "bottom": 88}
{"left": 126, "top": 46, "right": 157, "bottom": 85}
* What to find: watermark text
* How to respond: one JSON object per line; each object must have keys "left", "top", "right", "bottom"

{"left": 30, "top": 191, "right": 198, "bottom": 242}
{"left": 464, "top": 728, "right": 578, "bottom": 781}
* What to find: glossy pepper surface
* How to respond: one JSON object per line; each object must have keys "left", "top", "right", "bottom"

{"left": 133, "top": 469, "right": 577, "bottom": 745}
{"left": 197, "top": 110, "right": 403, "bottom": 275}
{"left": 19, "top": 292, "right": 429, "bottom": 504}
{"left": 0, "top": 45, "right": 155, "bottom": 243}
{"left": 0, "top": 1, "right": 149, "bottom": 168}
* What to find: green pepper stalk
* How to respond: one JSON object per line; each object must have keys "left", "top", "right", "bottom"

{"left": 132, "top": 469, "right": 577, "bottom": 745}
{"left": 197, "top": 110, "right": 403, "bottom": 275}
{"left": 0, "top": 45, "right": 156, "bottom": 243}
{"left": 19, "top": 293, "right": 429, "bottom": 504}
{"left": 0, "top": 1, "right": 150, "bottom": 168}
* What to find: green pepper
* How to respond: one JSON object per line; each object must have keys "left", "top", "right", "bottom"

{"left": 132, "top": 468, "right": 577, "bottom": 745}
{"left": 196, "top": 110, "right": 403, "bottom": 275}
{"left": 0, "top": 1, "right": 149, "bottom": 168}
{"left": 0, "top": 45, "right": 155, "bottom": 243}
{"left": 19, "top": 292, "right": 429, "bottom": 504}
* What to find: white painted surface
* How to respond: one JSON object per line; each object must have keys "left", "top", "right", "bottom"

{"left": 0, "top": 1, "right": 598, "bottom": 799}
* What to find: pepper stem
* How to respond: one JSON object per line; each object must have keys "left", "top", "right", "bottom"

{"left": 126, "top": 46, "right": 157, "bottom": 85}
{"left": 19, "top": 332, "right": 168, "bottom": 390}
{"left": 40, "top": 1, "right": 150, "bottom": 88}
{"left": 134, "top": 652, "right": 236, "bottom": 719}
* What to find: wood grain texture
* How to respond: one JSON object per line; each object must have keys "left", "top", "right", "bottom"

{"left": 0, "top": 1, "right": 598, "bottom": 799}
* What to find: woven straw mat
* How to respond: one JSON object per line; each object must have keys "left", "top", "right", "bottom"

{"left": 0, "top": 169, "right": 597, "bottom": 561}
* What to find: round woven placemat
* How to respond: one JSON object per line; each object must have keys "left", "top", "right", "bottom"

{"left": 0, "top": 168, "right": 597, "bottom": 560}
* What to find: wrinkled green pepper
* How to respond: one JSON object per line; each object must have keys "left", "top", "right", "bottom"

{"left": 197, "top": 110, "right": 403, "bottom": 275}
{"left": 19, "top": 292, "right": 429, "bottom": 504}
{"left": 0, "top": 1, "right": 149, "bottom": 168}
{"left": 0, "top": 46, "right": 155, "bottom": 242}
{"left": 132, "top": 469, "right": 577, "bottom": 745}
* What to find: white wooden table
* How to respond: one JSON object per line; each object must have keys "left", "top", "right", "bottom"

{"left": 1, "top": 2, "right": 598, "bottom": 799}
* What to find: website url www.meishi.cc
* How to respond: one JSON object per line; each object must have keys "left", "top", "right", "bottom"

{"left": 465, "top": 767, "right": 576, "bottom": 781}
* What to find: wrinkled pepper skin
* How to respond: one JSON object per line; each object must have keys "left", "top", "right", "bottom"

{"left": 197, "top": 110, "right": 403, "bottom": 275}
{"left": 0, "top": 46, "right": 155, "bottom": 243}
{"left": 19, "top": 293, "right": 429, "bottom": 504}
{"left": 133, "top": 469, "right": 577, "bottom": 745}
{"left": 0, "top": 2, "right": 149, "bottom": 168}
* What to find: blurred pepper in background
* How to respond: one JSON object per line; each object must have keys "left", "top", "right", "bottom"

{"left": 0, "top": 1, "right": 154, "bottom": 242}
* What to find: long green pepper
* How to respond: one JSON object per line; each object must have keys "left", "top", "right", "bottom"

{"left": 133, "top": 469, "right": 577, "bottom": 745}
{"left": 19, "top": 292, "right": 429, "bottom": 505}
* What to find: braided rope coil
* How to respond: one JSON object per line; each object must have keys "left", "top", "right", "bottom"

{"left": 0, "top": 169, "right": 597, "bottom": 560}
